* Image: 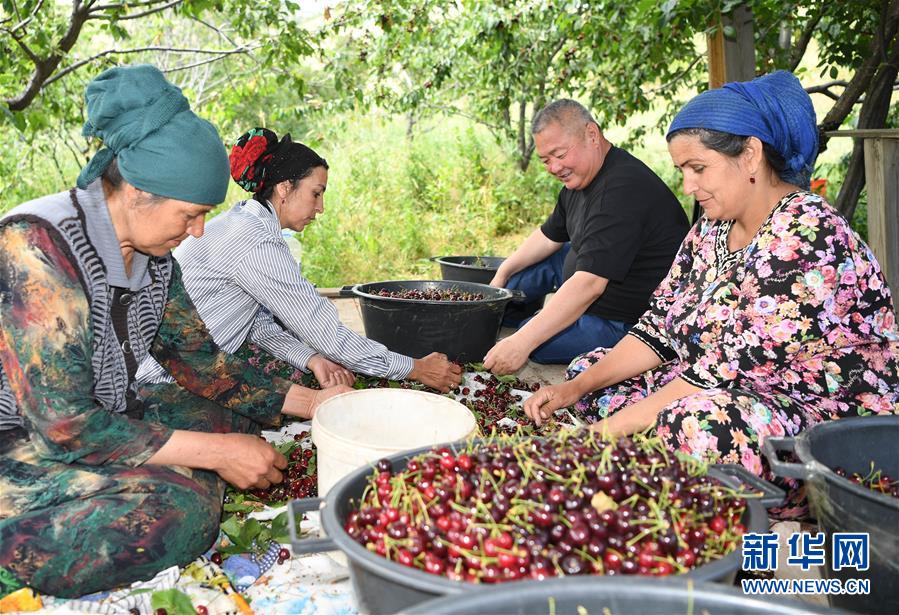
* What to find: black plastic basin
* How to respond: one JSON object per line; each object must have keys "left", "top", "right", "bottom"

{"left": 764, "top": 415, "right": 899, "bottom": 614}
{"left": 400, "top": 576, "right": 836, "bottom": 614}
{"left": 290, "top": 442, "right": 785, "bottom": 615}
{"left": 341, "top": 280, "right": 522, "bottom": 363}
{"left": 431, "top": 255, "right": 505, "bottom": 285}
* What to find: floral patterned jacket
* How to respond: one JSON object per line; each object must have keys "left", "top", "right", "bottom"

{"left": 629, "top": 191, "right": 899, "bottom": 420}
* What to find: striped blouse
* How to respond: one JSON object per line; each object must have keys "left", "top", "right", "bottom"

{"left": 137, "top": 199, "right": 413, "bottom": 384}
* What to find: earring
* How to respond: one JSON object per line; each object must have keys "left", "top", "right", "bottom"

{"left": 749, "top": 176, "right": 756, "bottom": 184}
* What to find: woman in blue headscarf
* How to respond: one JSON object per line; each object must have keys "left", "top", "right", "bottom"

{"left": 525, "top": 71, "right": 899, "bottom": 516}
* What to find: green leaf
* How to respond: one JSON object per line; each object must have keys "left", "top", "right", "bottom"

{"left": 238, "top": 518, "right": 264, "bottom": 546}
{"left": 220, "top": 514, "right": 244, "bottom": 543}
{"left": 270, "top": 511, "right": 291, "bottom": 544}
{"left": 150, "top": 589, "right": 195, "bottom": 615}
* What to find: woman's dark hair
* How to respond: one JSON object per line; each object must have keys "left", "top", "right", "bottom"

{"left": 101, "top": 157, "right": 166, "bottom": 203}
{"left": 253, "top": 161, "right": 327, "bottom": 204}
{"left": 667, "top": 128, "right": 787, "bottom": 180}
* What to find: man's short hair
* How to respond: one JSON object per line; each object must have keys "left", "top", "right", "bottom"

{"left": 532, "top": 99, "right": 597, "bottom": 136}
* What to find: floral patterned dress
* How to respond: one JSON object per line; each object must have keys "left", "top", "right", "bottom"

{"left": 568, "top": 191, "right": 899, "bottom": 517}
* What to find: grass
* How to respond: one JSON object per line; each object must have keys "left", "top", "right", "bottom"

{"left": 296, "top": 114, "right": 560, "bottom": 286}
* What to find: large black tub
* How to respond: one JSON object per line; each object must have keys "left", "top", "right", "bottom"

{"left": 430, "top": 255, "right": 505, "bottom": 285}
{"left": 341, "top": 280, "right": 523, "bottom": 363}
{"left": 400, "top": 576, "right": 835, "bottom": 615}
{"left": 763, "top": 415, "right": 899, "bottom": 614}
{"left": 290, "top": 443, "right": 784, "bottom": 615}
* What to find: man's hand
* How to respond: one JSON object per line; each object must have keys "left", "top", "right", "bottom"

{"left": 409, "top": 352, "right": 463, "bottom": 392}
{"left": 488, "top": 271, "right": 509, "bottom": 287}
{"left": 522, "top": 380, "right": 581, "bottom": 426}
{"left": 483, "top": 334, "right": 532, "bottom": 375}
{"left": 211, "top": 433, "right": 288, "bottom": 490}
{"left": 308, "top": 354, "right": 355, "bottom": 388}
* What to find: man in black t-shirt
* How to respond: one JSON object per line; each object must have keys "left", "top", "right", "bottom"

{"left": 484, "top": 99, "right": 689, "bottom": 375}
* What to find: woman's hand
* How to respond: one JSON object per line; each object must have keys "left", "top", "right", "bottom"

{"left": 307, "top": 354, "right": 355, "bottom": 388}
{"left": 282, "top": 383, "right": 353, "bottom": 419}
{"left": 211, "top": 433, "right": 288, "bottom": 490}
{"left": 409, "top": 352, "right": 463, "bottom": 392}
{"left": 523, "top": 380, "right": 583, "bottom": 426}
{"left": 587, "top": 402, "right": 657, "bottom": 439}
{"left": 148, "top": 431, "right": 287, "bottom": 489}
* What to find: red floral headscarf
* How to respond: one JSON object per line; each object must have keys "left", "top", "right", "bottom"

{"left": 229, "top": 127, "right": 327, "bottom": 195}
{"left": 229, "top": 127, "right": 278, "bottom": 193}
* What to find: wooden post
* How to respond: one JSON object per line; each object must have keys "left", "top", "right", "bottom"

{"left": 826, "top": 129, "right": 899, "bottom": 305}
{"left": 707, "top": 4, "right": 756, "bottom": 88}
{"left": 707, "top": 19, "right": 726, "bottom": 88}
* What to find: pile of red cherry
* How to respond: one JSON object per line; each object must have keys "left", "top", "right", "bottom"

{"left": 246, "top": 431, "right": 317, "bottom": 504}
{"left": 373, "top": 288, "right": 485, "bottom": 301}
{"left": 453, "top": 373, "right": 556, "bottom": 436}
{"left": 344, "top": 431, "right": 748, "bottom": 582}
{"left": 834, "top": 465, "right": 899, "bottom": 499}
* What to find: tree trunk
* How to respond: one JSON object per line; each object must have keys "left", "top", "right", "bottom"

{"left": 818, "top": 0, "right": 899, "bottom": 154}
{"left": 834, "top": 38, "right": 899, "bottom": 220}
{"left": 406, "top": 111, "right": 416, "bottom": 140}
{"left": 517, "top": 100, "right": 530, "bottom": 172}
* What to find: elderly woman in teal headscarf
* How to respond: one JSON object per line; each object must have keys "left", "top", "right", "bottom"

{"left": 525, "top": 71, "right": 899, "bottom": 516}
{"left": 0, "top": 64, "right": 349, "bottom": 597}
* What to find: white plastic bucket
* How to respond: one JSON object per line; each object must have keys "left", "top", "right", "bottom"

{"left": 311, "top": 388, "right": 477, "bottom": 496}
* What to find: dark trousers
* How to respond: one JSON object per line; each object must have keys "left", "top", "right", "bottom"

{"left": 504, "top": 243, "right": 630, "bottom": 364}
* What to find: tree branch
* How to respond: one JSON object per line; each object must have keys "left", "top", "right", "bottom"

{"left": 92, "top": 0, "right": 184, "bottom": 21}
{"left": 7, "top": 0, "right": 45, "bottom": 35}
{"left": 789, "top": 5, "right": 826, "bottom": 72}
{"left": 4, "top": 1, "right": 93, "bottom": 111}
{"left": 805, "top": 79, "right": 849, "bottom": 100}
{"left": 189, "top": 15, "right": 240, "bottom": 47}
{"left": 43, "top": 45, "right": 254, "bottom": 88}
{"left": 818, "top": 0, "right": 899, "bottom": 152}
{"left": 3, "top": 27, "right": 41, "bottom": 63}
{"left": 646, "top": 54, "right": 705, "bottom": 94}
{"left": 88, "top": 0, "right": 170, "bottom": 13}
{"left": 421, "top": 102, "right": 507, "bottom": 134}
{"left": 160, "top": 46, "right": 260, "bottom": 73}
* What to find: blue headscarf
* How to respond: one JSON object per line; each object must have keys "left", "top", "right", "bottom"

{"left": 667, "top": 71, "right": 818, "bottom": 190}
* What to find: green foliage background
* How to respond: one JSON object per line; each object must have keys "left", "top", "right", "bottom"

{"left": 2, "top": 0, "right": 894, "bottom": 285}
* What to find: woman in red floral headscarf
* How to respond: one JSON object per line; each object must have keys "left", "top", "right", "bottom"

{"left": 137, "top": 127, "right": 462, "bottom": 396}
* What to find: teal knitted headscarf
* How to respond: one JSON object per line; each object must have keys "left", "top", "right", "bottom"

{"left": 76, "top": 64, "right": 229, "bottom": 205}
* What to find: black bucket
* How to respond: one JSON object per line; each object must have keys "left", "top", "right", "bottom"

{"left": 290, "top": 443, "right": 784, "bottom": 615}
{"left": 430, "top": 256, "right": 505, "bottom": 285}
{"left": 763, "top": 415, "right": 899, "bottom": 614}
{"left": 399, "top": 576, "right": 835, "bottom": 615}
{"left": 341, "top": 280, "right": 523, "bottom": 363}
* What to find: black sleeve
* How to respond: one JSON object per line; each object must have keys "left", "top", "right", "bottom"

{"left": 540, "top": 192, "right": 569, "bottom": 243}
{"left": 576, "top": 175, "right": 647, "bottom": 281}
